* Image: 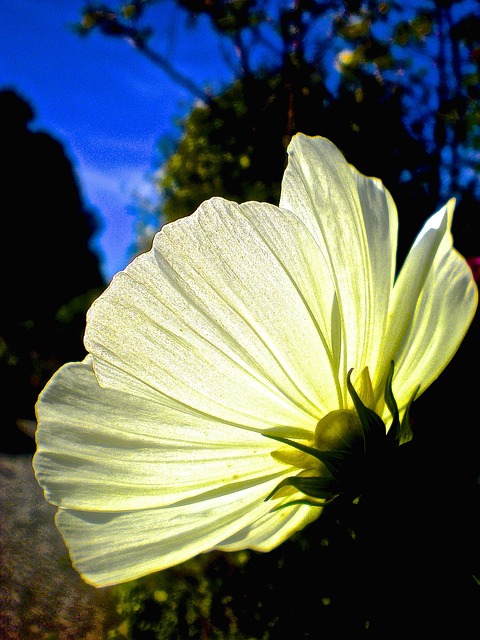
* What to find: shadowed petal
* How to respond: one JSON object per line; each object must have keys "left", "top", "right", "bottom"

{"left": 217, "top": 500, "right": 321, "bottom": 552}
{"left": 55, "top": 480, "right": 316, "bottom": 587}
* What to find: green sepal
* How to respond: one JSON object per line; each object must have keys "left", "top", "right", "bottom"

{"left": 264, "top": 474, "right": 341, "bottom": 502}
{"left": 268, "top": 496, "right": 338, "bottom": 511}
{"left": 263, "top": 433, "right": 355, "bottom": 478}
{"left": 346, "top": 369, "right": 386, "bottom": 447}
{"left": 384, "top": 361, "right": 401, "bottom": 444}
{"left": 399, "top": 384, "right": 420, "bottom": 443}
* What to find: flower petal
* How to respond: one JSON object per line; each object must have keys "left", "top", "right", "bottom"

{"left": 34, "top": 357, "right": 300, "bottom": 511}
{"left": 380, "top": 199, "right": 478, "bottom": 411}
{"left": 280, "top": 134, "right": 397, "bottom": 385}
{"left": 85, "top": 198, "right": 345, "bottom": 422}
{"left": 55, "top": 481, "right": 316, "bottom": 587}
{"left": 217, "top": 501, "right": 321, "bottom": 552}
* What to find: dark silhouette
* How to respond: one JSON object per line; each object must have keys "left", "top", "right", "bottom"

{"left": 0, "top": 88, "right": 106, "bottom": 453}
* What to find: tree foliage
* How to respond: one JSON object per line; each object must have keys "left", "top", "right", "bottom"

{"left": 77, "top": 0, "right": 479, "bottom": 262}
{"left": 158, "top": 69, "right": 443, "bottom": 266}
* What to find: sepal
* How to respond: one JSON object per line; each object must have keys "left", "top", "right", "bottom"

{"left": 264, "top": 474, "right": 341, "bottom": 502}
{"left": 264, "top": 433, "right": 355, "bottom": 478}
{"left": 346, "top": 368, "right": 386, "bottom": 450}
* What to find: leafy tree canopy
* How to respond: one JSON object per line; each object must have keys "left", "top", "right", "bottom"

{"left": 76, "top": 1, "right": 479, "bottom": 262}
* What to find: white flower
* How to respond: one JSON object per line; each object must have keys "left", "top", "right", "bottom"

{"left": 33, "top": 134, "right": 478, "bottom": 587}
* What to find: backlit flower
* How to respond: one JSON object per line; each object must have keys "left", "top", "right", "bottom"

{"left": 33, "top": 134, "right": 477, "bottom": 587}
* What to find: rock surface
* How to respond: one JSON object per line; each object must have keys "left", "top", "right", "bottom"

{"left": 0, "top": 432, "right": 117, "bottom": 640}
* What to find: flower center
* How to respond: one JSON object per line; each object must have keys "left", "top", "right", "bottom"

{"left": 263, "top": 362, "right": 419, "bottom": 508}
{"left": 314, "top": 409, "right": 364, "bottom": 456}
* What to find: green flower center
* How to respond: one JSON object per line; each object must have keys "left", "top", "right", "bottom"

{"left": 314, "top": 409, "right": 364, "bottom": 456}
{"left": 263, "top": 362, "right": 419, "bottom": 508}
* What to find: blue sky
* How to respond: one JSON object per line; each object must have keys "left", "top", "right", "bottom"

{"left": 1, "top": 1, "right": 234, "bottom": 281}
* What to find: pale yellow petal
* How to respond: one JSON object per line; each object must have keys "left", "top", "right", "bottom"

{"left": 34, "top": 358, "right": 295, "bottom": 511}
{"left": 86, "top": 198, "right": 344, "bottom": 422}
{"left": 379, "top": 199, "right": 478, "bottom": 413}
{"left": 280, "top": 133, "right": 397, "bottom": 389}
